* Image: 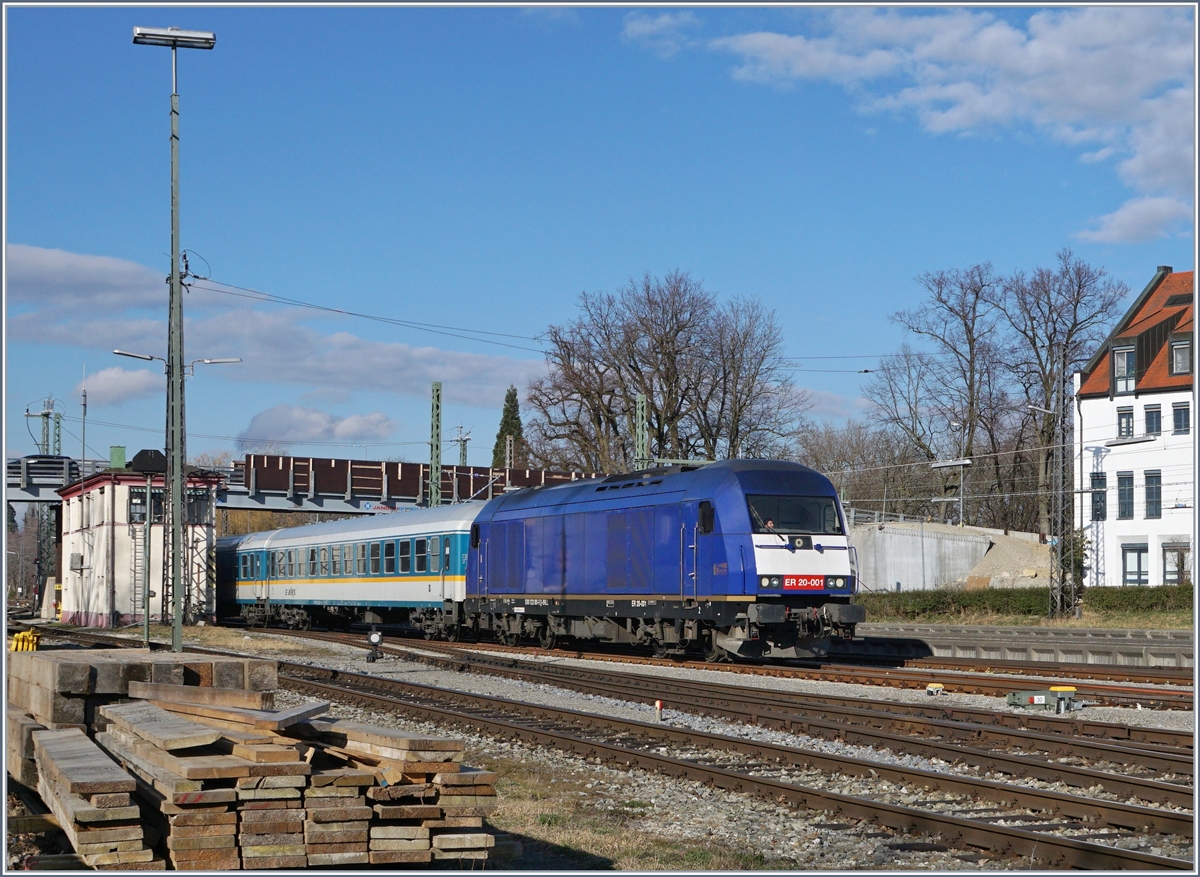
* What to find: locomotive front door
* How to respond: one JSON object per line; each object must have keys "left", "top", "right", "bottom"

{"left": 681, "top": 502, "right": 698, "bottom": 601}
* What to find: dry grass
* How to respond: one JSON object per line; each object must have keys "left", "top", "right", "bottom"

{"left": 479, "top": 753, "right": 780, "bottom": 870}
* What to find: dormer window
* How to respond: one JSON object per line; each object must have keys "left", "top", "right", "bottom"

{"left": 1171, "top": 340, "right": 1191, "bottom": 376}
{"left": 1113, "top": 346, "right": 1135, "bottom": 393}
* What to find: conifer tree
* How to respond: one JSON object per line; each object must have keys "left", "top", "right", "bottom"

{"left": 492, "top": 386, "right": 525, "bottom": 468}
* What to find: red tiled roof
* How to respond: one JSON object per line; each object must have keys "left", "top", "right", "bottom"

{"left": 1079, "top": 269, "right": 1193, "bottom": 398}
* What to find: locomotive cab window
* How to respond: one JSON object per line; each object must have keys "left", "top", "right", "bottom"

{"left": 747, "top": 495, "right": 843, "bottom": 535}
{"left": 415, "top": 538, "right": 428, "bottom": 573}
{"left": 430, "top": 536, "right": 441, "bottom": 573}
{"left": 399, "top": 540, "right": 411, "bottom": 573}
{"left": 470, "top": 524, "right": 480, "bottom": 549}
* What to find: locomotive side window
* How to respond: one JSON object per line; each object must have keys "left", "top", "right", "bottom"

{"left": 399, "top": 540, "right": 412, "bottom": 573}
{"left": 369, "top": 543, "right": 381, "bottom": 574}
{"left": 415, "top": 538, "right": 428, "bottom": 573}
{"left": 698, "top": 501, "right": 715, "bottom": 534}
{"left": 357, "top": 544, "right": 367, "bottom": 575}
{"left": 747, "top": 495, "right": 843, "bottom": 535}
{"left": 384, "top": 541, "right": 396, "bottom": 574}
{"left": 470, "top": 524, "right": 480, "bottom": 549}
{"left": 430, "top": 536, "right": 441, "bottom": 573}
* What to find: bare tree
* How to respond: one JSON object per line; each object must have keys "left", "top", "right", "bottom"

{"left": 991, "top": 249, "right": 1128, "bottom": 535}
{"left": 525, "top": 271, "right": 806, "bottom": 472}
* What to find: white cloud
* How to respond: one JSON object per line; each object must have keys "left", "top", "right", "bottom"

{"left": 74, "top": 367, "right": 163, "bottom": 407}
{"left": 238, "top": 404, "right": 396, "bottom": 447}
{"left": 6, "top": 243, "right": 165, "bottom": 312}
{"left": 804, "top": 390, "right": 869, "bottom": 421}
{"left": 622, "top": 11, "right": 700, "bottom": 58}
{"left": 698, "top": 7, "right": 1195, "bottom": 243}
{"left": 1075, "top": 196, "right": 1193, "bottom": 244}
{"left": 7, "top": 245, "right": 547, "bottom": 409}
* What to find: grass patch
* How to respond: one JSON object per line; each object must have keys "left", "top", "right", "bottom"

{"left": 477, "top": 753, "right": 786, "bottom": 870}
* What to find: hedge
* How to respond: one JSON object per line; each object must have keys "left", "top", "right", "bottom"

{"left": 856, "top": 584, "right": 1192, "bottom": 620}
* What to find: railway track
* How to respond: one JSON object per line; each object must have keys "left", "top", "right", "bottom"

{"left": 278, "top": 662, "right": 1193, "bottom": 869}
{"left": 281, "top": 624, "right": 1194, "bottom": 708}
{"left": 16, "top": 624, "right": 1195, "bottom": 868}
{"left": 269, "top": 631, "right": 1195, "bottom": 800}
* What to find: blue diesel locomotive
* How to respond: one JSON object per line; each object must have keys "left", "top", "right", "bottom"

{"left": 217, "top": 460, "right": 864, "bottom": 659}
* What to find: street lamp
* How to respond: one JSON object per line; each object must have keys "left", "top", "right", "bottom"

{"left": 133, "top": 24, "right": 215, "bottom": 653}
{"left": 115, "top": 350, "right": 242, "bottom": 377}
{"left": 931, "top": 457, "right": 972, "bottom": 527}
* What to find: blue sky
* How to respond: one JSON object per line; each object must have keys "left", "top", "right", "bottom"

{"left": 4, "top": 5, "right": 1195, "bottom": 467}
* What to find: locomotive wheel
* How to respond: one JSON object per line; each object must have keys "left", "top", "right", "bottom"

{"left": 703, "top": 632, "right": 726, "bottom": 663}
{"left": 446, "top": 625, "right": 460, "bottom": 643}
{"left": 652, "top": 641, "right": 670, "bottom": 659}
{"left": 500, "top": 630, "right": 521, "bottom": 647}
{"left": 538, "top": 627, "right": 557, "bottom": 650}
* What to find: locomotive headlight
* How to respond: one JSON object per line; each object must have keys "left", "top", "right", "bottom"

{"left": 760, "top": 576, "right": 771, "bottom": 588}
{"left": 771, "top": 576, "right": 781, "bottom": 588}
{"left": 834, "top": 577, "right": 846, "bottom": 588}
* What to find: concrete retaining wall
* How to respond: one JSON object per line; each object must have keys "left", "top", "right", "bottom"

{"left": 850, "top": 522, "right": 993, "bottom": 593}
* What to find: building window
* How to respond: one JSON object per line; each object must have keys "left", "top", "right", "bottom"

{"left": 1116, "top": 407, "right": 1133, "bottom": 438}
{"left": 1116, "top": 472, "right": 1133, "bottom": 519}
{"left": 1171, "top": 340, "right": 1192, "bottom": 375}
{"left": 1122, "top": 545, "right": 1148, "bottom": 585}
{"left": 1145, "top": 406, "right": 1162, "bottom": 435}
{"left": 1113, "top": 347, "right": 1135, "bottom": 393}
{"left": 1090, "top": 473, "right": 1107, "bottom": 521}
{"left": 1163, "top": 544, "right": 1191, "bottom": 586}
{"left": 1145, "top": 471, "right": 1161, "bottom": 519}
{"left": 1173, "top": 403, "right": 1190, "bottom": 434}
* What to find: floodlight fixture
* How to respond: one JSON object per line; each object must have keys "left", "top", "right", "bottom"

{"left": 1028, "top": 404, "right": 1054, "bottom": 415}
{"left": 201, "top": 358, "right": 242, "bottom": 365}
{"left": 930, "top": 458, "right": 972, "bottom": 469}
{"left": 132, "top": 26, "right": 215, "bottom": 50}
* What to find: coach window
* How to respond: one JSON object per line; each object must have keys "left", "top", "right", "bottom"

{"left": 415, "top": 538, "right": 428, "bottom": 573}
{"left": 344, "top": 546, "right": 354, "bottom": 576}
{"left": 269, "top": 553, "right": 277, "bottom": 578}
{"left": 357, "top": 544, "right": 367, "bottom": 575}
{"left": 384, "top": 541, "right": 396, "bottom": 574}
{"left": 318, "top": 547, "right": 327, "bottom": 577}
{"left": 399, "top": 540, "right": 412, "bottom": 573}
{"left": 331, "top": 546, "right": 341, "bottom": 576}
{"left": 285, "top": 550, "right": 294, "bottom": 578}
{"left": 431, "top": 536, "right": 441, "bottom": 573}
{"left": 370, "top": 542, "right": 381, "bottom": 575}
{"left": 240, "top": 555, "right": 249, "bottom": 578}
{"left": 308, "top": 548, "right": 318, "bottom": 577}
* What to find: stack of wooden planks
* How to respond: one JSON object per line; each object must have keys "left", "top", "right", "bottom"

{"left": 285, "top": 718, "right": 498, "bottom": 864}
{"left": 30, "top": 728, "right": 163, "bottom": 869}
{"left": 7, "top": 648, "right": 276, "bottom": 735}
{"left": 7, "top": 705, "right": 46, "bottom": 787}
{"left": 9, "top": 646, "right": 508, "bottom": 869}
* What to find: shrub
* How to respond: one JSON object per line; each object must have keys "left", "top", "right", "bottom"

{"left": 856, "top": 583, "right": 1193, "bottom": 619}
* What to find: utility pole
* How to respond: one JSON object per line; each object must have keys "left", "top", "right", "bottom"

{"left": 452, "top": 426, "right": 471, "bottom": 466}
{"left": 634, "top": 394, "right": 649, "bottom": 470}
{"left": 134, "top": 25, "right": 215, "bottom": 652}
{"left": 429, "top": 382, "right": 442, "bottom": 508}
{"left": 81, "top": 366, "right": 88, "bottom": 467}
{"left": 504, "top": 435, "right": 513, "bottom": 470}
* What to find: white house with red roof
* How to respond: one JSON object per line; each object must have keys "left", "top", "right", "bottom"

{"left": 1073, "top": 266, "right": 1194, "bottom": 589}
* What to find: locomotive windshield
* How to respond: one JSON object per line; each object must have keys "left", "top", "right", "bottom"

{"left": 747, "top": 495, "right": 843, "bottom": 535}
